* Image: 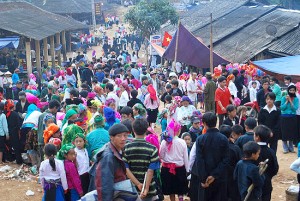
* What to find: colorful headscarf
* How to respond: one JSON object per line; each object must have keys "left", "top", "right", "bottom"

{"left": 105, "top": 98, "right": 116, "bottom": 107}
{"left": 57, "top": 143, "right": 75, "bottom": 160}
{"left": 104, "top": 107, "right": 116, "bottom": 127}
{"left": 66, "top": 68, "right": 72, "bottom": 76}
{"left": 133, "top": 103, "right": 147, "bottom": 118}
{"left": 72, "top": 132, "right": 86, "bottom": 143}
{"left": 147, "top": 84, "right": 157, "bottom": 100}
{"left": 78, "top": 103, "right": 87, "bottom": 114}
{"left": 4, "top": 99, "right": 14, "bottom": 117}
{"left": 128, "top": 84, "right": 135, "bottom": 90}
{"left": 169, "top": 96, "right": 182, "bottom": 116}
{"left": 29, "top": 73, "right": 36, "bottom": 82}
{"left": 94, "top": 115, "right": 105, "bottom": 128}
{"left": 25, "top": 104, "right": 39, "bottom": 119}
{"left": 88, "top": 92, "right": 96, "bottom": 99}
{"left": 226, "top": 74, "right": 235, "bottom": 86}
{"left": 94, "top": 85, "right": 102, "bottom": 94}
{"left": 158, "top": 108, "right": 168, "bottom": 120}
{"left": 296, "top": 82, "right": 300, "bottom": 95}
{"left": 62, "top": 124, "right": 85, "bottom": 145}
{"left": 44, "top": 123, "right": 60, "bottom": 144}
{"left": 90, "top": 99, "right": 102, "bottom": 108}
{"left": 181, "top": 96, "right": 193, "bottom": 105}
{"left": 61, "top": 109, "right": 78, "bottom": 128}
{"left": 164, "top": 119, "right": 181, "bottom": 151}
{"left": 49, "top": 138, "right": 61, "bottom": 147}
{"left": 43, "top": 113, "right": 56, "bottom": 125}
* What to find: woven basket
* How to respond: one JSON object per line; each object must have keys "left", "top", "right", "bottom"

{"left": 286, "top": 189, "right": 298, "bottom": 201}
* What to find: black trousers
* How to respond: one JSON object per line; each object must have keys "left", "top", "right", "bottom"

{"left": 80, "top": 173, "right": 90, "bottom": 195}
{"left": 218, "top": 114, "right": 227, "bottom": 128}
{"left": 11, "top": 138, "right": 23, "bottom": 164}
{"left": 198, "top": 181, "right": 227, "bottom": 201}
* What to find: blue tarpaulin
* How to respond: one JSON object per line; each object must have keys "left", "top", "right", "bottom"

{"left": 252, "top": 55, "right": 300, "bottom": 82}
{"left": 0, "top": 37, "right": 19, "bottom": 50}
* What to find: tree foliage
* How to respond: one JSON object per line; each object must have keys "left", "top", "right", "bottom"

{"left": 125, "top": 0, "right": 178, "bottom": 39}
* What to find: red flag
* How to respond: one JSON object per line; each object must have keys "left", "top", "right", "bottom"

{"left": 162, "top": 31, "right": 172, "bottom": 47}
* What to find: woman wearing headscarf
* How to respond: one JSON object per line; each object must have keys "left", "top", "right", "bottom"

{"left": 62, "top": 124, "right": 84, "bottom": 146}
{"left": 119, "top": 82, "right": 130, "bottom": 110}
{"left": 178, "top": 96, "right": 196, "bottom": 135}
{"left": 86, "top": 115, "right": 110, "bottom": 160}
{"left": 168, "top": 96, "right": 182, "bottom": 124}
{"left": 43, "top": 123, "right": 61, "bottom": 145}
{"left": 103, "top": 107, "right": 120, "bottom": 131}
{"left": 58, "top": 70, "right": 67, "bottom": 89}
{"left": 281, "top": 84, "right": 299, "bottom": 153}
{"left": 105, "top": 98, "right": 121, "bottom": 120}
{"left": 144, "top": 84, "right": 160, "bottom": 128}
{"left": 94, "top": 85, "right": 106, "bottom": 103}
{"left": 5, "top": 99, "right": 23, "bottom": 164}
{"left": 132, "top": 103, "right": 147, "bottom": 119}
{"left": 227, "top": 74, "right": 238, "bottom": 99}
{"left": 61, "top": 109, "right": 78, "bottom": 135}
{"left": 66, "top": 68, "right": 77, "bottom": 87}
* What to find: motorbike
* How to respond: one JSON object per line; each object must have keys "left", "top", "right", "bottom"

{"left": 244, "top": 101, "right": 260, "bottom": 118}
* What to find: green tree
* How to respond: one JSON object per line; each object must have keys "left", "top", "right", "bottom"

{"left": 125, "top": 0, "right": 178, "bottom": 39}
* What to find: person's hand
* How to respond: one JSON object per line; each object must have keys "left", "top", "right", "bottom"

{"left": 64, "top": 190, "right": 68, "bottom": 194}
{"left": 5, "top": 135, "right": 9, "bottom": 141}
{"left": 286, "top": 95, "right": 291, "bottom": 102}
{"left": 137, "top": 183, "right": 143, "bottom": 191}
{"left": 140, "top": 188, "right": 149, "bottom": 199}
{"left": 79, "top": 193, "right": 83, "bottom": 197}
{"left": 221, "top": 107, "right": 226, "bottom": 112}
{"left": 201, "top": 176, "right": 215, "bottom": 188}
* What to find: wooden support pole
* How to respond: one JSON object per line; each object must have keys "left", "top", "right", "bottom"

{"left": 56, "top": 32, "right": 61, "bottom": 66}
{"left": 68, "top": 32, "right": 72, "bottom": 52}
{"left": 43, "top": 38, "right": 48, "bottom": 66}
{"left": 25, "top": 39, "right": 32, "bottom": 75}
{"left": 209, "top": 13, "right": 214, "bottom": 73}
{"left": 35, "top": 40, "right": 41, "bottom": 75}
{"left": 50, "top": 35, "right": 55, "bottom": 68}
{"left": 62, "top": 31, "right": 67, "bottom": 62}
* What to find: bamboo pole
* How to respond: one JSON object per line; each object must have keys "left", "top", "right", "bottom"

{"left": 174, "top": 20, "right": 180, "bottom": 65}
{"left": 210, "top": 13, "right": 213, "bottom": 73}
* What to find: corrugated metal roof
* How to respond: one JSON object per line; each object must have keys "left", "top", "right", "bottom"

{"left": 268, "top": 25, "right": 300, "bottom": 56}
{"left": 193, "top": 5, "right": 277, "bottom": 46}
{"left": 0, "top": 2, "right": 88, "bottom": 40}
{"left": 162, "top": 0, "right": 250, "bottom": 34}
{"left": 212, "top": 8, "right": 300, "bottom": 63}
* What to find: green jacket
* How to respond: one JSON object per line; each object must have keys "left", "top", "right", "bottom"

{"left": 204, "top": 80, "right": 217, "bottom": 102}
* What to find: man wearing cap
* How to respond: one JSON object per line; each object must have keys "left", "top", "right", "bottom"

{"left": 95, "top": 123, "right": 130, "bottom": 200}
{"left": 203, "top": 72, "right": 217, "bottom": 113}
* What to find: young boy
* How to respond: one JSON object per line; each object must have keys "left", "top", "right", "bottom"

{"left": 235, "top": 117, "right": 257, "bottom": 151}
{"left": 127, "top": 90, "right": 145, "bottom": 108}
{"left": 249, "top": 81, "right": 258, "bottom": 102}
{"left": 123, "top": 118, "right": 160, "bottom": 200}
{"left": 219, "top": 125, "right": 242, "bottom": 201}
{"left": 234, "top": 141, "right": 265, "bottom": 201}
{"left": 120, "top": 106, "right": 134, "bottom": 121}
{"left": 188, "top": 117, "right": 202, "bottom": 142}
{"left": 254, "top": 125, "right": 279, "bottom": 201}
{"left": 223, "top": 104, "right": 239, "bottom": 127}
{"left": 231, "top": 124, "right": 244, "bottom": 142}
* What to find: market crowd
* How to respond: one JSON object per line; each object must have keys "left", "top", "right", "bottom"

{"left": 1, "top": 45, "right": 300, "bottom": 201}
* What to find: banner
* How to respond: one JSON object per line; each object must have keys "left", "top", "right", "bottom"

{"left": 150, "top": 35, "right": 162, "bottom": 55}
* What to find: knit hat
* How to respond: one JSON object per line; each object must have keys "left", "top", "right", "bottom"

{"left": 44, "top": 123, "right": 60, "bottom": 144}
{"left": 108, "top": 123, "right": 129, "bottom": 136}
{"left": 62, "top": 124, "right": 85, "bottom": 145}
{"left": 57, "top": 143, "right": 75, "bottom": 160}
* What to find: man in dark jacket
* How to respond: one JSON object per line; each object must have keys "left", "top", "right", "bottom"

{"left": 190, "top": 112, "right": 229, "bottom": 201}
{"left": 81, "top": 64, "right": 94, "bottom": 87}
{"left": 233, "top": 69, "right": 245, "bottom": 99}
{"left": 13, "top": 81, "right": 23, "bottom": 101}
{"left": 256, "top": 79, "right": 272, "bottom": 109}
{"left": 203, "top": 72, "right": 217, "bottom": 113}
{"left": 15, "top": 91, "right": 29, "bottom": 120}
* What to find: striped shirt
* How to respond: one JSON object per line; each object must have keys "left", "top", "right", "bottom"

{"left": 123, "top": 138, "right": 159, "bottom": 197}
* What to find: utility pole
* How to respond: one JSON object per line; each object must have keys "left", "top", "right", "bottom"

{"left": 92, "top": 0, "right": 97, "bottom": 32}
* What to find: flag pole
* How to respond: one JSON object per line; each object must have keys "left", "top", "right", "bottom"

{"left": 210, "top": 13, "right": 213, "bottom": 73}
{"left": 174, "top": 20, "right": 180, "bottom": 65}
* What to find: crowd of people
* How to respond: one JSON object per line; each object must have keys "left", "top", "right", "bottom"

{"left": 1, "top": 44, "right": 300, "bottom": 201}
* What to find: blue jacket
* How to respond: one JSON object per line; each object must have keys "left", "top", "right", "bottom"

{"left": 234, "top": 160, "right": 265, "bottom": 200}
{"left": 280, "top": 96, "right": 299, "bottom": 115}
{"left": 235, "top": 132, "right": 254, "bottom": 151}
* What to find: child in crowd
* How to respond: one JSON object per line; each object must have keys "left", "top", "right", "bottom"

{"left": 181, "top": 132, "right": 193, "bottom": 156}
{"left": 74, "top": 133, "right": 90, "bottom": 195}
{"left": 39, "top": 144, "right": 68, "bottom": 200}
{"left": 223, "top": 104, "right": 238, "bottom": 127}
{"left": 234, "top": 141, "right": 265, "bottom": 201}
{"left": 164, "top": 95, "right": 172, "bottom": 109}
{"left": 219, "top": 125, "right": 242, "bottom": 201}
{"left": 235, "top": 117, "right": 257, "bottom": 150}
{"left": 231, "top": 124, "right": 244, "bottom": 143}
{"left": 43, "top": 123, "right": 61, "bottom": 145}
{"left": 237, "top": 105, "right": 247, "bottom": 132}
{"left": 158, "top": 109, "right": 168, "bottom": 133}
{"left": 249, "top": 81, "right": 258, "bottom": 102}
{"left": 188, "top": 117, "right": 202, "bottom": 142}
{"left": 254, "top": 125, "right": 279, "bottom": 201}
{"left": 120, "top": 106, "right": 134, "bottom": 121}
{"left": 57, "top": 144, "right": 83, "bottom": 200}
{"left": 132, "top": 103, "right": 147, "bottom": 119}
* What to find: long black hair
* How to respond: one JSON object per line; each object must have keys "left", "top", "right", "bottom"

{"left": 0, "top": 102, "right": 4, "bottom": 114}
{"left": 44, "top": 144, "right": 57, "bottom": 171}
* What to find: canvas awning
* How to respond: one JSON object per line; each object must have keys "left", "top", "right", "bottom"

{"left": 0, "top": 37, "right": 19, "bottom": 50}
{"left": 151, "top": 43, "right": 165, "bottom": 57}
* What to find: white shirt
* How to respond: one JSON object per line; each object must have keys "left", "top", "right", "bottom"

{"left": 228, "top": 81, "right": 237, "bottom": 98}
{"left": 39, "top": 159, "right": 68, "bottom": 190}
{"left": 107, "top": 91, "right": 119, "bottom": 107}
{"left": 189, "top": 143, "right": 197, "bottom": 171}
{"left": 131, "top": 55, "right": 138, "bottom": 63}
{"left": 178, "top": 105, "right": 196, "bottom": 126}
{"left": 160, "top": 137, "right": 189, "bottom": 172}
{"left": 249, "top": 87, "right": 257, "bottom": 102}
{"left": 263, "top": 104, "right": 277, "bottom": 114}
{"left": 58, "top": 76, "right": 67, "bottom": 86}
{"left": 151, "top": 78, "right": 158, "bottom": 92}
{"left": 187, "top": 79, "right": 198, "bottom": 102}
{"left": 75, "top": 147, "right": 90, "bottom": 175}
{"left": 248, "top": 80, "right": 260, "bottom": 90}
{"left": 23, "top": 111, "right": 42, "bottom": 126}
{"left": 119, "top": 91, "right": 129, "bottom": 107}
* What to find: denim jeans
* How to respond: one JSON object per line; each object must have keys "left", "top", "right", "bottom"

{"left": 283, "top": 141, "right": 294, "bottom": 152}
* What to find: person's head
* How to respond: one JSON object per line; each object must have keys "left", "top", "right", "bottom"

{"left": 237, "top": 106, "right": 247, "bottom": 117}
{"left": 105, "top": 98, "right": 116, "bottom": 110}
{"left": 129, "top": 89, "right": 137, "bottom": 99}
{"left": 265, "top": 92, "right": 275, "bottom": 107}
{"left": 191, "top": 117, "right": 201, "bottom": 129}
{"left": 18, "top": 91, "right": 26, "bottom": 102}
{"left": 222, "top": 69, "right": 228, "bottom": 76}
{"left": 226, "top": 104, "right": 236, "bottom": 118}
{"left": 202, "top": 112, "right": 217, "bottom": 129}
{"left": 243, "top": 141, "right": 260, "bottom": 160}
{"left": 269, "top": 76, "right": 278, "bottom": 86}
{"left": 70, "top": 89, "right": 79, "bottom": 99}
{"left": 231, "top": 124, "right": 243, "bottom": 141}
{"left": 181, "top": 132, "right": 192, "bottom": 146}
{"left": 254, "top": 125, "right": 271, "bottom": 143}
{"left": 284, "top": 76, "right": 292, "bottom": 86}
{"left": 244, "top": 117, "right": 257, "bottom": 131}
{"left": 43, "top": 114, "right": 55, "bottom": 128}
{"left": 192, "top": 72, "right": 197, "bottom": 80}
{"left": 165, "top": 95, "right": 172, "bottom": 104}
{"left": 44, "top": 144, "right": 57, "bottom": 171}
{"left": 141, "top": 76, "right": 148, "bottom": 85}
{"left": 132, "top": 103, "right": 146, "bottom": 117}
{"left": 251, "top": 81, "right": 257, "bottom": 89}
{"left": 181, "top": 96, "right": 192, "bottom": 107}
{"left": 121, "top": 119, "right": 133, "bottom": 135}
{"left": 166, "top": 84, "right": 172, "bottom": 92}
{"left": 120, "top": 106, "right": 133, "bottom": 120}
{"left": 288, "top": 85, "right": 297, "bottom": 97}
{"left": 105, "top": 83, "right": 114, "bottom": 93}
{"left": 109, "top": 123, "right": 129, "bottom": 151}
{"left": 218, "top": 76, "right": 227, "bottom": 88}
{"left": 48, "top": 100, "right": 60, "bottom": 114}
{"left": 132, "top": 118, "right": 148, "bottom": 136}
{"left": 16, "top": 81, "right": 22, "bottom": 89}
{"left": 261, "top": 79, "right": 269, "bottom": 91}
{"left": 219, "top": 125, "right": 232, "bottom": 139}
{"left": 171, "top": 79, "right": 179, "bottom": 88}
{"left": 73, "top": 133, "right": 86, "bottom": 150}
{"left": 59, "top": 144, "right": 76, "bottom": 161}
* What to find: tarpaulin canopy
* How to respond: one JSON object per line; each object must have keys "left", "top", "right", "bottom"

{"left": 163, "top": 23, "right": 230, "bottom": 68}
{"left": 0, "top": 37, "right": 19, "bottom": 50}
{"left": 252, "top": 55, "right": 300, "bottom": 82}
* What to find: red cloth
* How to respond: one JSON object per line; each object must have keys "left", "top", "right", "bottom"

{"left": 215, "top": 87, "right": 231, "bottom": 114}
{"left": 66, "top": 68, "right": 72, "bottom": 76}
{"left": 147, "top": 84, "right": 157, "bottom": 100}
{"left": 162, "top": 31, "right": 172, "bottom": 47}
{"left": 162, "top": 162, "right": 177, "bottom": 175}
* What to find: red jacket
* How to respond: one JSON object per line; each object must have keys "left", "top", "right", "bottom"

{"left": 215, "top": 87, "right": 231, "bottom": 114}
